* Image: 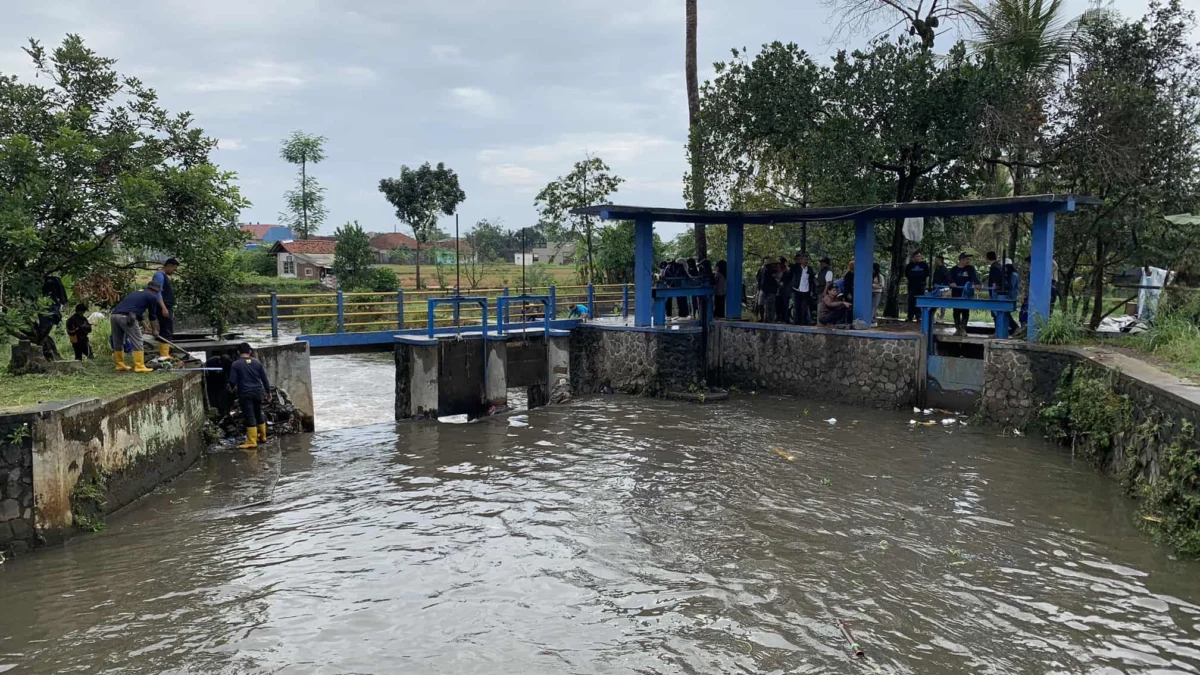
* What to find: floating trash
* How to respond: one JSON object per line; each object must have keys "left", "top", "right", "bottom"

{"left": 941, "top": 418, "right": 957, "bottom": 426}
{"left": 825, "top": 418, "right": 837, "bottom": 425}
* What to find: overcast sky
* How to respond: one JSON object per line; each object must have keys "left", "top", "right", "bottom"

{"left": 1, "top": 0, "right": 1175, "bottom": 239}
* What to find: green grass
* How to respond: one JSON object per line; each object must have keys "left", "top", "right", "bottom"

{"left": 0, "top": 320, "right": 175, "bottom": 411}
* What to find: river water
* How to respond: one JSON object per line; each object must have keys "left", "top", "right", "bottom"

{"left": 3, "top": 353, "right": 1200, "bottom": 674}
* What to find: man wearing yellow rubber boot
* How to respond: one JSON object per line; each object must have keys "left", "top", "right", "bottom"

{"left": 151, "top": 258, "right": 179, "bottom": 358}
{"left": 109, "top": 281, "right": 162, "bottom": 373}
{"left": 228, "top": 343, "right": 271, "bottom": 449}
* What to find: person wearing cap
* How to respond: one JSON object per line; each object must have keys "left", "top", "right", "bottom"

{"left": 151, "top": 258, "right": 179, "bottom": 358}
{"left": 109, "top": 281, "right": 162, "bottom": 372}
{"left": 228, "top": 342, "right": 271, "bottom": 449}
{"left": 903, "top": 252, "right": 930, "bottom": 322}
{"left": 948, "top": 252, "right": 980, "bottom": 336}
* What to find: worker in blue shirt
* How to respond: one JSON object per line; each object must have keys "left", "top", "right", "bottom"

{"left": 228, "top": 342, "right": 271, "bottom": 449}
{"left": 109, "top": 281, "right": 161, "bottom": 372}
{"left": 150, "top": 258, "right": 179, "bottom": 358}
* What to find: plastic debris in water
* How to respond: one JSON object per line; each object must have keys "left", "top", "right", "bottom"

{"left": 1013, "top": 429, "right": 1023, "bottom": 437}
{"left": 771, "top": 447, "right": 795, "bottom": 462}
{"left": 825, "top": 418, "right": 837, "bottom": 425}
{"left": 942, "top": 418, "right": 957, "bottom": 426}
{"left": 913, "top": 407, "right": 921, "bottom": 414}
{"left": 923, "top": 408, "right": 934, "bottom": 415}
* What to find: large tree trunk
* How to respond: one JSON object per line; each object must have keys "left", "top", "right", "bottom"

{"left": 883, "top": 172, "right": 917, "bottom": 318}
{"left": 686, "top": 0, "right": 707, "bottom": 261}
{"left": 415, "top": 238, "right": 422, "bottom": 290}
{"left": 1089, "top": 238, "right": 1106, "bottom": 329}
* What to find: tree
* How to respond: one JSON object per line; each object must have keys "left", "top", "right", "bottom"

{"left": 279, "top": 131, "right": 327, "bottom": 239}
{"left": 468, "top": 218, "right": 506, "bottom": 263}
{"left": 378, "top": 162, "right": 465, "bottom": 290}
{"left": 1046, "top": 0, "right": 1200, "bottom": 328}
{"left": 685, "top": 0, "right": 707, "bottom": 261}
{"left": 534, "top": 155, "right": 624, "bottom": 282}
{"left": 593, "top": 221, "right": 668, "bottom": 284}
{"left": 0, "top": 35, "right": 248, "bottom": 341}
{"left": 333, "top": 220, "right": 374, "bottom": 291}
{"left": 176, "top": 244, "right": 244, "bottom": 336}
{"left": 821, "top": 0, "right": 967, "bottom": 47}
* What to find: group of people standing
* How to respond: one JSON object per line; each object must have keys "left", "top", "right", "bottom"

{"left": 753, "top": 253, "right": 879, "bottom": 327}
{"left": 658, "top": 257, "right": 730, "bottom": 319}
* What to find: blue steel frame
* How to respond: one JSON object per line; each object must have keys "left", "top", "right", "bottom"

{"left": 915, "top": 295, "right": 1018, "bottom": 350}
{"left": 651, "top": 285, "right": 715, "bottom": 326}
{"left": 427, "top": 296, "right": 488, "bottom": 339}
{"left": 580, "top": 196, "right": 1089, "bottom": 341}
{"left": 496, "top": 295, "right": 551, "bottom": 335}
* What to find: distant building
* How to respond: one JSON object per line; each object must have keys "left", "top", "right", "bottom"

{"left": 513, "top": 242, "right": 575, "bottom": 266}
{"left": 269, "top": 240, "right": 336, "bottom": 280}
{"left": 241, "top": 223, "right": 296, "bottom": 249}
{"left": 368, "top": 233, "right": 473, "bottom": 264}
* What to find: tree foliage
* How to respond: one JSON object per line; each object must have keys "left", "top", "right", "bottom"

{"left": 379, "top": 162, "right": 465, "bottom": 290}
{"left": 278, "top": 131, "right": 327, "bottom": 239}
{"left": 0, "top": 34, "right": 248, "bottom": 338}
{"left": 534, "top": 154, "right": 624, "bottom": 282}
{"left": 333, "top": 220, "right": 375, "bottom": 291}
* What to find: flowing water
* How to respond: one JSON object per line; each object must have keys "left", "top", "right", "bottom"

{"left": 3, "top": 353, "right": 1200, "bottom": 674}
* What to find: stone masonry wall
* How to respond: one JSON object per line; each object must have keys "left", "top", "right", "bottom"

{"left": 570, "top": 327, "right": 704, "bottom": 396}
{"left": 717, "top": 324, "right": 921, "bottom": 410}
{"left": 978, "top": 342, "right": 1083, "bottom": 428}
{"left": 0, "top": 419, "right": 35, "bottom": 557}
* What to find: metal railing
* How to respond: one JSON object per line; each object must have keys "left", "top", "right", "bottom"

{"left": 256, "top": 283, "right": 634, "bottom": 338}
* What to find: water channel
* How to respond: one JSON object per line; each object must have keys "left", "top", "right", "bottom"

{"left": 2, "top": 351, "right": 1199, "bottom": 673}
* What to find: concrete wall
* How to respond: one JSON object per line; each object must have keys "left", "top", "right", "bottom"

{"left": 716, "top": 322, "right": 922, "bottom": 410}
{"left": 0, "top": 419, "right": 35, "bottom": 555}
{"left": 570, "top": 326, "right": 704, "bottom": 396}
{"left": 979, "top": 342, "right": 1083, "bottom": 428}
{"left": 0, "top": 374, "right": 207, "bottom": 554}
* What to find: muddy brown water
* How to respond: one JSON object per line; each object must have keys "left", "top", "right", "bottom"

{"left": 2, "top": 352, "right": 1200, "bottom": 674}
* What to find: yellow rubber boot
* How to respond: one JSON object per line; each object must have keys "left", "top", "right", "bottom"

{"left": 238, "top": 427, "right": 258, "bottom": 450}
{"left": 132, "top": 351, "right": 153, "bottom": 373}
{"left": 257, "top": 423, "right": 267, "bottom": 442}
{"left": 158, "top": 342, "right": 171, "bottom": 358}
{"left": 113, "top": 351, "right": 132, "bottom": 372}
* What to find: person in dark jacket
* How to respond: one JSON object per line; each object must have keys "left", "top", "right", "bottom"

{"left": 228, "top": 342, "right": 271, "bottom": 449}
{"left": 931, "top": 255, "right": 950, "bottom": 322}
{"left": 788, "top": 252, "right": 816, "bottom": 325}
{"left": 774, "top": 256, "right": 790, "bottom": 322}
{"left": 151, "top": 258, "right": 179, "bottom": 358}
{"left": 948, "top": 252, "right": 980, "bottom": 335}
{"left": 755, "top": 257, "right": 771, "bottom": 321}
{"left": 903, "top": 252, "right": 931, "bottom": 322}
{"left": 985, "top": 251, "right": 1005, "bottom": 295}
{"left": 110, "top": 281, "right": 161, "bottom": 372}
{"left": 204, "top": 354, "right": 234, "bottom": 420}
{"left": 66, "top": 303, "right": 93, "bottom": 360}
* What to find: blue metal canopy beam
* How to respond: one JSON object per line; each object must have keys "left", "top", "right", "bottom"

{"left": 572, "top": 194, "right": 1097, "bottom": 226}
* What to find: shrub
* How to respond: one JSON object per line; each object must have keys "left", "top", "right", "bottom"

{"left": 1036, "top": 309, "right": 1083, "bottom": 345}
{"left": 1039, "top": 365, "right": 1133, "bottom": 464}
{"left": 235, "top": 249, "right": 276, "bottom": 277}
{"left": 363, "top": 267, "right": 399, "bottom": 292}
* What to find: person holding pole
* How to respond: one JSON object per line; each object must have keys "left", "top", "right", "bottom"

{"left": 228, "top": 342, "right": 271, "bottom": 450}
{"left": 109, "top": 281, "right": 161, "bottom": 372}
{"left": 151, "top": 258, "right": 179, "bottom": 358}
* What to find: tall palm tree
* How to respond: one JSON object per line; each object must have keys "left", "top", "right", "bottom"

{"left": 959, "top": 0, "right": 1084, "bottom": 78}
{"left": 686, "top": 0, "right": 707, "bottom": 261}
{"left": 959, "top": 0, "right": 1092, "bottom": 254}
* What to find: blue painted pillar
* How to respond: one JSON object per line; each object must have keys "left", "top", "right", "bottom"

{"left": 396, "top": 290, "right": 404, "bottom": 330}
{"left": 336, "top": 290, "right": 345, "bottom": 333}
{"left": 725, "top": 221, "right": 744, "bottom": 320}
{"left": 1027, "top": 210, "right": 1056, "bottom": 341}
{"left": 622, "top": 284, "right": 630, "bottom": 318}
{"left": 853, "top": 218, "right": 875, "bottom": 327}
{"left": 634, "top": 217, "right": 654, "bottom": 326}
{"left": 269, "top": 291, "right": 279, "bottom": 339}
{"left": 548, "top": 285, "right": 557, "bottom": 319}
{"left": 502, "top": 286, "right": 510, "bottom": 325}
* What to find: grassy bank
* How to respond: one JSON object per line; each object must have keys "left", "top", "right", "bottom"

{"left": 1, "top": 322, "right": 173, "bottom": 411}
{"left": 375, "top": 263, "right": 577, "bottom": 290}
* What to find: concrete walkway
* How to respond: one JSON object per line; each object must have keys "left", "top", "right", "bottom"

{"left": 1072, "top": 345, "right": 1200, "bottom": 410}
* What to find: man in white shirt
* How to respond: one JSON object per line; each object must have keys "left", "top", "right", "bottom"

{"left": 790, "top": 252, "right": 816, "bottom": 325}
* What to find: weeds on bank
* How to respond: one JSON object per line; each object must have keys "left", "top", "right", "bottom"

{"left": 1041, "top": 365, "right": 1200, "bottom": 557}
{"left": 1035, "top": 310, "right": 1084, "bottom": 345}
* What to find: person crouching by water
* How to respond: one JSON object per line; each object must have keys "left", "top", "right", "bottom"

{"left": 229, "top": 343, "right": 271, "bottom": 449}
{"left": 818, "top": 284, "right": 851, "bottom": 327}
{"left": 110, "top": 281, "right": 162, "bottom": 372}
{"left": 66, "top": 303, "right": 93, "bottom": 360}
